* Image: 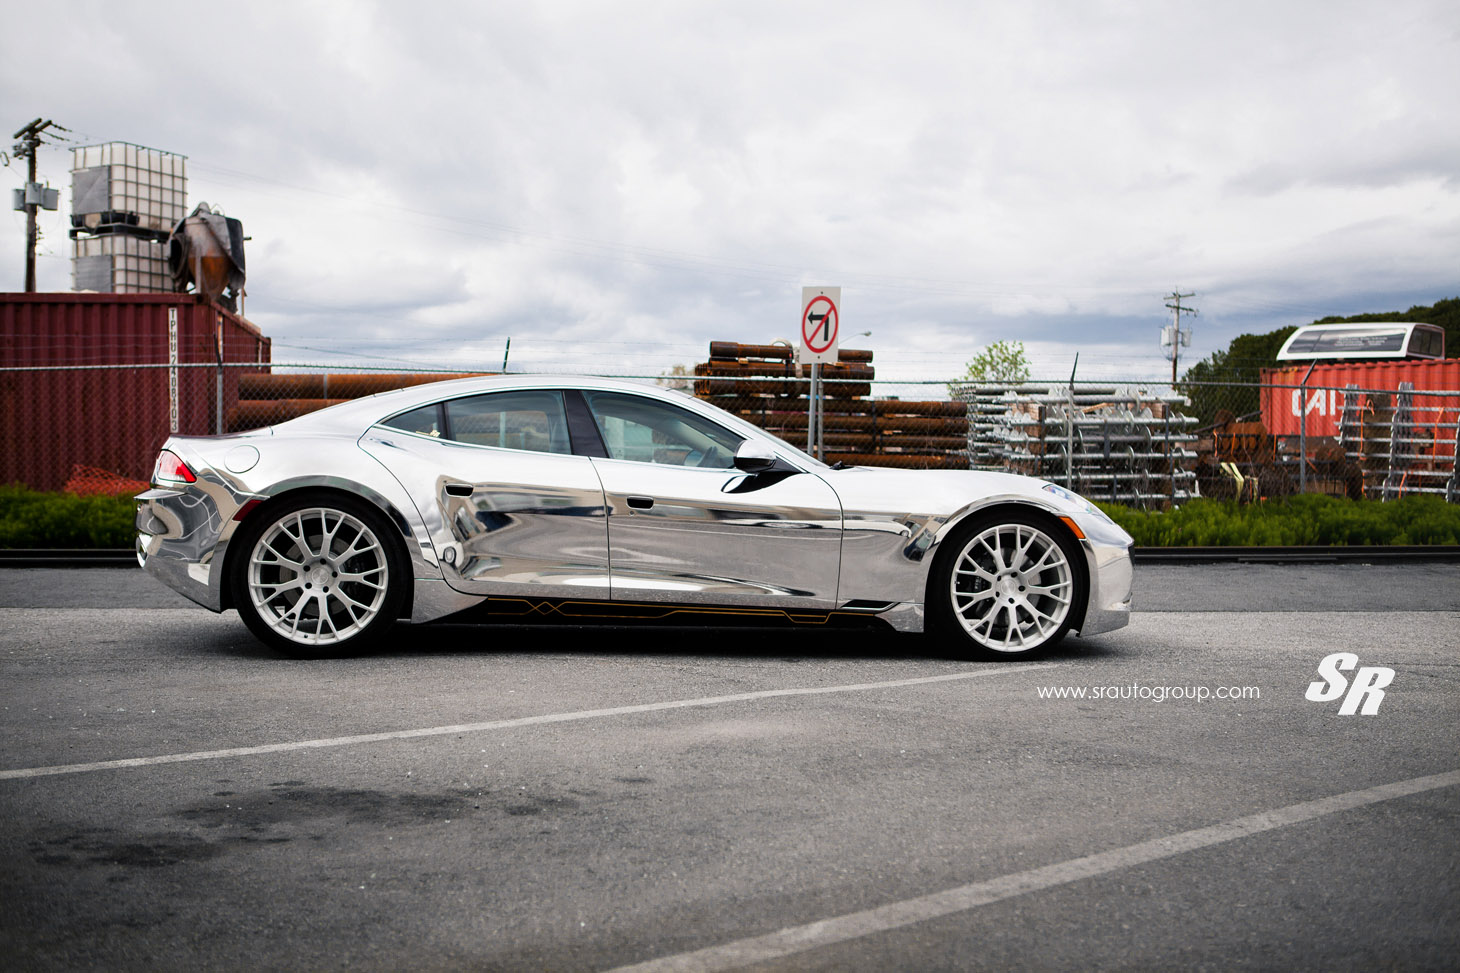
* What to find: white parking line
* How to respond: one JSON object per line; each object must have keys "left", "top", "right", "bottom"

{"left": 606, "top": 768, "right": 1460, "bottom": 973}
{"left": 0, "top": 663, "right": 1059, "bottom": 781}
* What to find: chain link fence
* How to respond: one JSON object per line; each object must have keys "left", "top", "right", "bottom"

{"left": 3, "top": 362, "right": 1457, "bottom": 506}
{"left": 961, "top": 377, "right": 1458, "bottom": 506}
{"left": 959, "top": 381, "right": 1200, "bottom": 507}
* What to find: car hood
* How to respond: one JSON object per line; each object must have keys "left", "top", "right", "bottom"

{"left": 818, "top": 466, "right": 1063, "bottom": 514}
{"left": 817, "top": 465, "right": 1129, "bottom": 548}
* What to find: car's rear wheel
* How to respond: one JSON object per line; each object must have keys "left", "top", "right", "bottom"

{"left": 230, "top": 494, "right": 406, "bottom": 657}
{"left": 930, "top": 509, "right": 1086, "bottom": 658}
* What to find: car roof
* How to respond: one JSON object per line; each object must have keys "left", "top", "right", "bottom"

{"left": 270, "top": 374, "right": 672, "bottom": 431}
{"left": 267, "top": 373, "right": 827, "bottom": 468}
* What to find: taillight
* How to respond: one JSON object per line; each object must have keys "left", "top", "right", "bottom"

{"left": 155, "top": 450, "right": 197, "bottom": 484}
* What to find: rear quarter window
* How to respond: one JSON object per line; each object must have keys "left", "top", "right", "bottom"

{"left": 381, "top": 403, "right": 444, "bottom": 437}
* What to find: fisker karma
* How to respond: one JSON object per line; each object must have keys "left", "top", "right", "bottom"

{"left": 137, "top": 375, "right": 1133, "bottom": 657}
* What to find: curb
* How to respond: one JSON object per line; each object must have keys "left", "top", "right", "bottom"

{"left": 1132, "top": 545, "right": 1460, "bottom": 564}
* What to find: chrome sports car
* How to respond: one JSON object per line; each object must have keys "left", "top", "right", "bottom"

{"left": 137, "top": 375, "right": 1133, "bottom": 658}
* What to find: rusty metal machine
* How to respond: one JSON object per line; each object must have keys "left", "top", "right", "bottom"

{"left": 168, "top": 202, "right": 246, "bottom": 310}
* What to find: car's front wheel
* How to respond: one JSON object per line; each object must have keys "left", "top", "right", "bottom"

{"left": 930, "top": 509, "right": 1087, "bottom": 658}
{"left": 230, "top": 494, "right": 406, "bottom": 657}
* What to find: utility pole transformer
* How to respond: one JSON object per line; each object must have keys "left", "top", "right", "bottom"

{"left": 10, "top": 118, "right": 65, "bottom": 292}
{"left": 1162, "top": 290, "right": 1197, "bottom": 385}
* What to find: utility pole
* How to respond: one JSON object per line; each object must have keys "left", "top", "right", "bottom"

{"left": 1162, "top": 290, "right": 1197, "bottom": 384}
{"left": 11, "top": 118, "right": 66, "bottom": 292}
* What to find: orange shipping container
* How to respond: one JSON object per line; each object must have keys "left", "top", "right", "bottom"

{"left": 1260, "top": 360, "right": 1460, "bottom": 447}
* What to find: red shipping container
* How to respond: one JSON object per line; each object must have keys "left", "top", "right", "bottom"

{"left": 0, "top": 293, "right": 271, "bottom": 491}
{"left": 1260, "top": 359, "right": 1460, "bottom": 457}
{"left": 1261, "top": 362, "right": 1454, "bottom": 432}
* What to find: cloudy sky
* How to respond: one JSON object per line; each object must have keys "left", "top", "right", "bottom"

{"left": 4, "top": 0, "right": 1457, "bottom": 385}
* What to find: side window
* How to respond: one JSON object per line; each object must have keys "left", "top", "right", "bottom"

{"left": 1411, "top": 327, "right": 1443, "bottom": 359}
{"left": 381, "top": 403, "right": 444, "bottom": 437}
{"left": 446, "top": 390, "right": 571, "bottom": 454}
{"left": 583, "top": 391, "right": 743, "bottom": 467}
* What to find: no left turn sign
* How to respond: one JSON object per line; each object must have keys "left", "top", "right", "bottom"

{"left": 800, "top": 286, "right": 841, "bottom": 364}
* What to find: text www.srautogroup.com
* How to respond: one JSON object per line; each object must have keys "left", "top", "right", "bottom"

{"left": 1037, "top": 683, "right": 1261, "bottom": 702}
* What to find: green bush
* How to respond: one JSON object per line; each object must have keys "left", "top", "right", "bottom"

{"left": 0, "top": 485, "right": 138, "bottom": 548}
{"left": 1097, "top": 494, "right": 1460, "bottom": 547}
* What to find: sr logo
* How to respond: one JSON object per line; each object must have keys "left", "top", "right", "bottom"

{"left": 1305, "top": 653, "right": 1395, "bottom": 715}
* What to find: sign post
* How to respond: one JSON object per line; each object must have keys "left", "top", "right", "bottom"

{"left": 800, "top": 287, "right": 841, "bottom": 460}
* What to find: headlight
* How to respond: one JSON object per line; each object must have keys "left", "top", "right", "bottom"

{"left": 1041, "top": 482, "right": 1115, "bottom": 526}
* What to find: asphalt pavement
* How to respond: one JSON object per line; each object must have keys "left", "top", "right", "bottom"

{"left": 0, "top": 564, "right": 1456, "bottom": 971}
{"left": 6, "top": 560, "right": 1460, "bottom": 612}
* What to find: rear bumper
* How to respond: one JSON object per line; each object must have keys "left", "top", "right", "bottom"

{"left": 136, "top": 487, "right": 228, "bottom": 611}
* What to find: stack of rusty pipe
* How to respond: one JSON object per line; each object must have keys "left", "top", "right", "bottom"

{"left": 695, "top": 342, "right": 874, "bottom": 398}
{"left": 227, "top": 372, "right": 491, "bottom": 432}
{"left": 694, "top": 342, "right": 969, "bottom": 470}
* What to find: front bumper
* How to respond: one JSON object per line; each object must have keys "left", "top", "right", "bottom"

{"left": 1077, "top": 536, "right": 1134, "bottom": 637}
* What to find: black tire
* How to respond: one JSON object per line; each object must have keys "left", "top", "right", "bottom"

{"left": 927, "top": 508, "right": 1087, "bottom": 659}
{"left": 229, "top": 492, "right": 407, "bottom": 658}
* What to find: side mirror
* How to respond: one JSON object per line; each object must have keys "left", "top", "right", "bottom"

{"left": 733, "top": 439, "right": 779, "bottom": 474}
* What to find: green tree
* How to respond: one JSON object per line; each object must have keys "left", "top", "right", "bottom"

{"left": 954, "top": 340, "right": 1032, "bottom": 386}
{"left": 1178, "top": 328, "right": 1296, "bottom": 427}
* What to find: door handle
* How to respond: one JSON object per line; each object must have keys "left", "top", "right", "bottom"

{"left": 626, "top": 496, "right": 654, "bottom": 510}
{"left": 444, "top": 483, "right": 474, "bottom": 497}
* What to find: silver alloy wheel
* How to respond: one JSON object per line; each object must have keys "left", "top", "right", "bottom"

{"left": 247, "top": 506, "right": 390, "bottom": 646}
{"left": 949, "top": 521, "right": 1074, "bottom": 652}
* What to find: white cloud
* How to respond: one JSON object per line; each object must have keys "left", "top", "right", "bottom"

{"left": 2, "top": 0, "right": 1456, "bottom": 383}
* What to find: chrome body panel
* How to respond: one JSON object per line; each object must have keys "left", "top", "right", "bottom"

{"left": 361, "top": 430, "right": 610, "bottom": 599}
{"left": 408, "top": 579, "right": 490, "bottom": 624}
{"left": 137, "top": 432, "right": 455, "bottom": 618}
{"left": 819, "top": 467, "right": 1133, "bottom": 635}
{"left": 1072, "top": 517, "right": 1135, "bottom": 636}
{"left": 820, "top": 468, "right": 1062, "bottom": 605}
{"left": 137, "top": 374, "right": 1133, "bottom": 642}
{"left": 875, "top": 601, "right": 925, "bottom": 633}
{"left": 135, "top": 485, "right": 225, "bottom": 609}
{"left": 136, "top": 471, "right": 256, "bottom": 612}
{"left": 590, "top": 458, "right": 842, "bottom": 606}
